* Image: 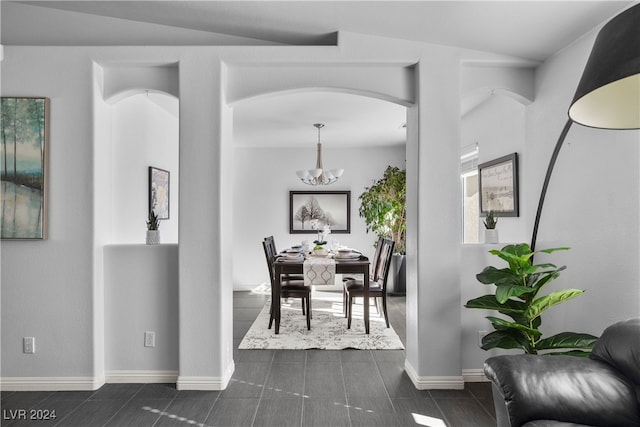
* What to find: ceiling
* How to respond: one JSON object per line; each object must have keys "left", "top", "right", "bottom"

{"left": 4, "top": 1, "right": 635, "bottom": 148}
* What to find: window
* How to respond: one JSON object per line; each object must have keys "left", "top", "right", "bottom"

{"left": 461, "top": 144, "right": 479, "bottom": 243}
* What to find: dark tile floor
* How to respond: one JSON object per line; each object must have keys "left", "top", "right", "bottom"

{"left": 1, "top": 291, "right": 495, "bottom": 427}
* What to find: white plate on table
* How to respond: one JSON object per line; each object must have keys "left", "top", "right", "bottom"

{"left": 335, "top": 252, "right": 361, "bottom": 259}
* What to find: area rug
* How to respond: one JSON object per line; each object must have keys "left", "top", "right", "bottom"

{"left": 238, "top": 291, "right": 404, "bottom": 350}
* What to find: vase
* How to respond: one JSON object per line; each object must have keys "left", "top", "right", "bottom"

{"left": 313, "top": 246, "right": 327, "bottom": 255}
{"left": 484, "top": 229, "right": 499, "bottom": 244}
{"left": 146, "top": 230, "right": 160, "bottom": 245}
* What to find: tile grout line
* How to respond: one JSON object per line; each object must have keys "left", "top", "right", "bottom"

{"left": 469, "top": 385, "right": 497, "bottom": 422}
{"left": 199, "top": 390, "right": 222, "bottom": 427}
{"left": 430, "top": 396, "right": 454, "bottom": 427}
{"left": 100, "top": 384, "right": 145, "bottom": 427}
{"left": 339, "top": 350, "right": 354, "bottom": 427}
{"left": 250, "top": 350, "right": 275, "bottom": 427}
{"left": 150, "top": 387, "right": 181, "bottom": 427}
{"left": 51, "top": 389, "right": 99, "bottom": 427}
{"left": 299, "top": 350, "right": 308, "bottom": 427}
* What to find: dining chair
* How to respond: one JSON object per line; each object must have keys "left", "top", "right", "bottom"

{"left": 342, "top": 236, "right": 384, "bottom": 317}
{"left": 262, "top": 239, "right": 311, "bottom": 330}
{"left": 264, "top": 235, "right": 304, "bottom": 281}
{"left": 343, "top": 238, "right": 395, "bottom": 329}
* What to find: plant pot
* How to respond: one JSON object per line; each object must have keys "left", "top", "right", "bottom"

{"left": 484, "top": 229, "right": 499, "bottom": 244}
{"left": 146, "top": 230, "right": 160, "bottom": 245}
{"left": 387, "top": 254, "right": 406, "bottom": 295}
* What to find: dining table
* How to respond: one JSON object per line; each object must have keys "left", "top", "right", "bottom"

{"left": 272, "top": 252, "right": 371, "bottom": 334}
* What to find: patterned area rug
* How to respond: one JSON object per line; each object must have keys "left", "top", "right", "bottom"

{"left": 238, "top": 291, "right": 404, "bottom": 350}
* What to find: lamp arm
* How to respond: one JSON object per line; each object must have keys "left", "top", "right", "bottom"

{"left": 530, "top": 118, "right": 574, "bottom": 253}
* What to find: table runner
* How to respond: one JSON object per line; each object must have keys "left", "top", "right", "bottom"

{"left": 303, "top": 256, "right": 336, "bottom": 286}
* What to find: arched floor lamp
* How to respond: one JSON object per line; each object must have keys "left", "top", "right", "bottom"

{"left": 530, "top": 3, "right": 640, "bottom": 252}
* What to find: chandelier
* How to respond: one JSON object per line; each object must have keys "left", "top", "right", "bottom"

{"left": 296, "top": 123, "right": 344, "bottom": 185}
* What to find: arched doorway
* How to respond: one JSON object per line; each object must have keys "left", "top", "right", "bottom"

{"left": 230, "top": 89, "right": 408, "bottom": 291}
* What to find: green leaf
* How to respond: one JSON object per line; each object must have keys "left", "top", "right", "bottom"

{"left": 476, "top": 266, "right": 520, "bottom": 286}
{"left": 481, "top": 330, "right": 531, "bottom": 352}
{"left": 495, "top": 284, "right": 536, "bottom": 304}
{"left": 464, "top": 295, "right": 526, "bottom": 314}
{"left": 486, "top": 316, "right": 541, "bottom": 338}
{"left": 536, "top": 332, "right": 598, "bottom": 350}
{"left": 525, "top": 289, "right": 584, "bottom": 320}
{"left": 530, "top": 269, "right": 561, "bottom": 288}
{"left": 537, "top": 247, "right": 571, "bottom": 255}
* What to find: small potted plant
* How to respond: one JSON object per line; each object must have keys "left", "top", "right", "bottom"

{"left": 483, "top": 210, "right": 499, "bottom": 244}
{"left": 146, "top": 210, "right": 160, "bottom": 245}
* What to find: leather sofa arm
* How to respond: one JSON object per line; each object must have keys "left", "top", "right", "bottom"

{"left": 484, "top": 354, "right": 640, "bottom": 427}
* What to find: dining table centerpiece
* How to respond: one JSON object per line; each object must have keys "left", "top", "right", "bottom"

{"left": 311, "top": 222, "right": 330, "bottom": 254}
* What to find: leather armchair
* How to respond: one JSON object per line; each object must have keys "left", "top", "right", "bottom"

{"left": 484, "top": 318, "right": 640, "bottom": 427}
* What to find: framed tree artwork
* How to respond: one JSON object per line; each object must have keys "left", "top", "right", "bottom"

{"left": 149, "top": 166, "right": 170, "bottom": 220}
{"left": 1, "top": 97, "right": 49, "bottom": 239}
{"left": 478, "top": 152, "right": 519, "bottom": 217}
{"left": 289, "top": 191, "right": 350, "bottom": 234}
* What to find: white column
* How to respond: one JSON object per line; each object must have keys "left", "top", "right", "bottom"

{"left": 405, "top": 52, "right": 463, "bottom": 389}
{"left": 177, "top": 54, "right": 234, "bottom": 389}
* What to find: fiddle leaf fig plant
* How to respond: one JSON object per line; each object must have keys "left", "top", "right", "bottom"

{"left": 465, "top": 243, "right": 598, "bottom": 356}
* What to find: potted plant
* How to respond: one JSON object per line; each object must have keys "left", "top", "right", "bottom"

{"left": 310, "top": 220, "right": 329, "bottom": 254}
{"left": 483, "top": 210, "right": 499, "bottom": 243}
{"left": 465, "top": 243, "right": 597, "bottom": 355}
{"left": 146, "top": 210, "right": 160, "bottom": 245}
{"left": 358, "top": 165, "right": 406, "bottom": 294}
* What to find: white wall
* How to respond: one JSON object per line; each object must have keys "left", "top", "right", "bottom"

{"left": 1, "top": 47, "right": 100, "bottom": 386}
{"left": 459, "top": 92, "right": 529, "bottom": 373}
{"left": 111, "top": 93, "right": 179, "bottom": 244}
{"left": 104, "top": 244, "right": 179, "bottom": 377}
{"left": 233, "top": 145, "right": 406, "bottom": 289}
{"left": 461, "top": 94, "right": 528, "bottom": 244}
{"left": 526, "top": 32, "right": 640, "bottom": 332}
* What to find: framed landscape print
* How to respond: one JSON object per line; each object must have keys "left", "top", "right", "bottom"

{"left": 478, "top": 152, "right": 519, "bottom": 217}
{"left": 1, "top": 97, "right": 49, "bottom": 239}
{"left": 149, "top": 166, "right": 170, "bottom": 220}
{"left": 289, "top": 190, "right": 350, "bottom": 234}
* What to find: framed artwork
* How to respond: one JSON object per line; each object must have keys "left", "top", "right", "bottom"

{"left": 290, "top": 190, "right": 351, "bottom": 234}
{"left": 478, "top": 152, "right": 519, "bottom": 217}
{"left": 1, "top": 97, "right": 49, "bottom": 239}
{"left": 149, "top": 166, "right": 170, "bottom": 220}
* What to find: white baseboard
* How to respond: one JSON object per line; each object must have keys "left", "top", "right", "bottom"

{"left": 177, "top": 361, "right": 235, "bottom": 391}
{"left": 462, "top": 368, "right": 489, "bottom": 382}
{"left": 0, "top": 376, "right": 104, "bottom": 391}
{"left": 404, "top": 361, "right": 464, "bottom": 390}
{"left": 176, "top": 376, "right": 227, "bottom": 391}
{"left": 105, "top": 370, "right": 179, "bottom": 384}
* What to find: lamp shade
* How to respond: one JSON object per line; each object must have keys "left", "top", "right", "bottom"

{"left": 568, "top": 3, "right": 640, "bottom": 129}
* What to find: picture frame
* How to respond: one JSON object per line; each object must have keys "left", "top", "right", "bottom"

{"left": 1, "top": 97, "right": 49, "bottom": 239}
{"left": 149, "top": 166, "right": 170, "bottom": 220}
{"left": 478, "top": 152, "right": 519, "bottom": 217}
{"left": 289, "top": 191, "right": 351, "bottom": 234}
